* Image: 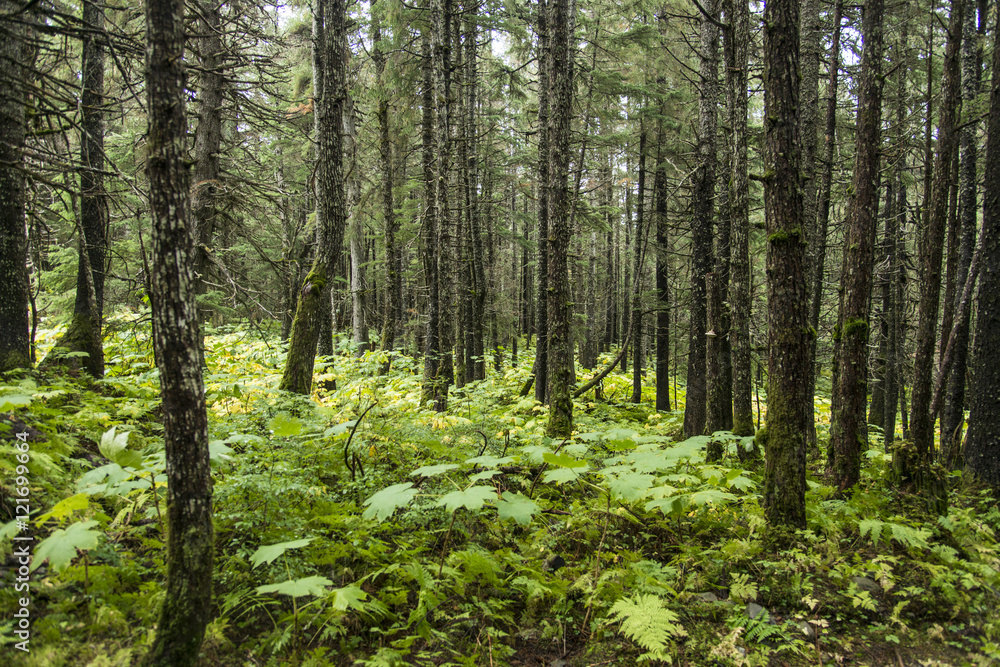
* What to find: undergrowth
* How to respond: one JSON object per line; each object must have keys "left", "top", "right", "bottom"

{"left": 1, "top": 319, "right": 998, "bottom": 666}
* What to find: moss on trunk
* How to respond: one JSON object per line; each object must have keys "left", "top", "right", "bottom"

{"left": 279, "top": 264, "right": 328, "bottom": 395}
{"left": 41, "top": 312, "right": 104, "bottom": 378}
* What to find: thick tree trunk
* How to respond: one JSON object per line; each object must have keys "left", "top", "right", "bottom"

{"left": 534, "top": 0, "right": 550, "bottom": 403}
{"left": 346, "top": 95, "right": 368, "bottom": 357}
{"left": 420, "top": 22, "right": 442, "bottom": 406}
{"left": 630, "top": 126, "right": 647, "bottom": 404}
{"left": 684, "top": 0, "right": 719, "bottom": 437}
{"left": 830, "top": 0, "right": 884, "bottom": 492}
{"left": 964, "top": 3, "right": 1000, "bottom": 491}
{"left": 545, "top": 0, "right": 573, "bottom": 438}
{"left": 910, "top": 0, "right": 963, "bottom": 466}
{"left": 142, "top": 0, "right": 213, "bottom": 662}
{"left": 706, "top": 272, "right": 726, "bottom": 437}
{"left": 0, "top": 1, "right": 31, "bottom": 373}
{"left": 434, "top": 0, "right": 454, "bottom": 408}
{"left": 655, "top": 116, "right": 671, "bottom": 412}
{"left": 280, "top": 0, "right": 347, "bottom": 394}
{"left": 725, "top": 0, "right": 753, "bottom": 439}
{"left": 762, "top": 0, "right": 808, "bottom": 529}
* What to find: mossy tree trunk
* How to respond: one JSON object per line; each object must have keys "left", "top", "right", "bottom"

{"left": 420, "top": 20, "right": 442, "bottom": 406}
{"left": 724, "top": 0, "right": 754, "bottom": 440}
{"left": 545, "top": 0, "right": 573, "bottom": 438}
{"left": 964, "top": 3, "right": 1000, "bottom": 491}
{"left": 142, "top": 0, "right": 213, "bottom": 662}
{"left": 654, "top": 109, "right": 671, "bottom": 413}
{"left": 629, "top": 125, "right": 646, "bottom": 405}
{"left": 534, "top": 0, "right": 550, "bottom": 404}
{"left": 280, "top": 0, "right": 347, "bottom": 394}
{"left": 0, "top": 2, "right": 32, "bottom": 374}
{"left": 829, "top": 0, "right": 883, "bottom": 493}
{"left": 761, "top": 0, "right": 809, "bottom": 529}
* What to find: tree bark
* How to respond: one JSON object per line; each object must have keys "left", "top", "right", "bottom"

{"left": 830, "top": 0, "right": 884, "bottom": 492}
{"left": 0, "top": 0, "right": 31, "bottom": 373}
{"left": 630, "top": 124, "right": 647, "bottom": 404}
{"left": 534, "top": 0, "right": 550, "bottom": 403}
{"left": 420, "top": 19, "right": 442, "bottom": 406}
{"left": 762, "top": 0, "right": 808, "bottom": 529}
{"left": 964, "top": 1, "right": 1000, "bottom": 491}
{"left": 142, "top": 0, "right": 213, "bottom": 661}
{"left": 684, "top": 0, "right": 719, "bottom": 437}
{"left": 655, "top": 111, "right": 671, "bottom": 412}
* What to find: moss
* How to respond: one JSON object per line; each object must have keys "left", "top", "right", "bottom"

{"left": 768, "top": 227, "right": 802, "bottom": 244}
{"left": 278, "top": 263, "right": 328, "bottom": 394}
{"left": 842, "top": 317, "right": 868, "bottom": 339}
{"left": 0, "top": 350, "right": 31, "bottom": 374}
{"left": 40, "top": 312, "right": 104, "bottom": 378}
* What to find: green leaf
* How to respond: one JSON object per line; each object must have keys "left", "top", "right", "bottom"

{"left": 32, "top": 520, "right": 101, "bottom": 572}
{"left": 208, "top": 440, "right": 234, "bottom": 466}
{"left": 35, "top": 493, "right": 89, "bottom": 525}
{"left": 495, "top": 492, "right": 540, "bottom": 525}
{"left": 99, "top": 427, "right": 142, "bottom": 469}
{"left": 687, "top": 489, "right": 737, "bottom": 506}
{"left": 465, "top": 455, "right": 514, "bottom": 466}
{"left": 250, "top": 538, "right": 313, "bottom": 569}
{"left": 858, "top": 518, "right": 885, "bottom": 547}
{"left": 323, "top": 420, "right": 357, "bottom": 438}
{"left": 363, "top": 482, "right": 418, "bottom": 522}
{"left": 542, "top": 466, "right": 589, "bottom": 484}
{"left": 257, "top": 575, "right": 332, "bottom": 598}
{"left": 436, "top": 486, "right": 496, "bottom": 513}
{"left": 330, "top": 585, "right": 369, "bottom": 610}
{"left": 269, "top": 413, "right": 303, "bottom": 437}
{"left": 411, "top": 463, "right": 460, "bottom": 478}
{"left": 606, "top": 472, "right": 655, "bottom": 502}
{"left": 543, "top": 452, "right": 588, "bottom": 468}
{"left": 0, "top": 394, "right": 32, "bottom": 411}
{"left": 645, "top": 495, "right": 687, "bottom": 516}
{"left": 469, "top": 469, "right": 502, "bottom": 483}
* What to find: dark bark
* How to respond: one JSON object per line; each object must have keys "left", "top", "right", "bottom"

{"left": 280, "top": 0, "right": 347, "bottom": 394}
{"left": 0, "top": 0, "right": 31, "bottom": 373}
{"left": 762, "top": 0, "right": 808, "bottom": 529}
{"left": 420, "top": 21, "right": 442, "bottom": 406}
{"left": 942, "top": 0, "right": 982, "bottom": 464}
{"left": 545, "top": 0, "right": 573, "bottom": 438}
{"left": 964, "top": 2, "right": 1000, "bottom": 489}
{"left": 706, "top": 272, "right": 726, "bottom": 436}
{"left": 534, "top": 0, "right": 550, "bottom": 404}
{"left": 630, "top": 126, "right": 647, "bottom": 404}
{"left": 910, "top": 0, "right": 963, "bottom": 464}
{"left": 830, "top": 0, "right": 884, "bottom": 492}
{"left": 725, "top": 0, "right": 753, "bottom": 438}
{"left": 142, "top": 0, "right": 213, "bottom": 661}
{"left": 655, "top": 115, "right": 671, "bottom": 412}
{"left": 434, "top": 0, "right": 454, "bottom": 407}
{"left": 684, "top": 0, "right": 719, "bottom": 437}
{"left": 808, "top": 0, "right": 844, "bottom": 446}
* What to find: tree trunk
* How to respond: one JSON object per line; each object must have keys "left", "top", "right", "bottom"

{"left": 942, "top": 0, "right": 982, "bottom": 465}
{"left": 434, "top": 0, "right": 454, "bottom": 408}
{"left": 420, "top": 20, "right": 442, "bottom": 406}
{"left": 963, "top": 2, "right": 1000, "bottom": 491}
{"left": 0, "top": 0, "right": 31, "bottom": 373}
{"left": 830, "top": 0, "right": 884, "bottom": 493}
{"left": 725, "top": 0, "right": 753, "bottom": 438}
{"left": 762, "top": 0, "right": 808, "bottom": 530}
{"left": 280, "top": 0, "right": 347, "bottom": 394}
{"left": 655, "top": 113, "right": 671, "bottom": 412}
{"left": 534, "top": 0, "right": 550, "bottom": 403}
{"left": 706, "top": 272, "right": 726, "bottom": 437}
{"left": 545, "top": 0, "right": 574, "bottom": 438}
{"left": 910, "top": 0, "right": 963, "bottom": 466}
{"left": 142, "top": 0, "right": 213, "bottom": 661}
{"left": 630, "top": 126, "right": 647, "bottom": 404}
{"left": 684, "top": 0, "right": 719, "bottom": 437}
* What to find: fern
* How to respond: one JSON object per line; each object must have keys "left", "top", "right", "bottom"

{"left": 608, "top": 593, "right": 686, "bottom": 662}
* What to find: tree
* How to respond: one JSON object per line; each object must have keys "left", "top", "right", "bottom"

{"left": 683, "top": 0, "right": 719, "bottom": 438}
{"left": 545, "top": 0, "right": 574, "bottom": 437}
{"left": 0, "top": 0, "right": 31, "bottom": 373}
{"left": 829, "top": 0, "right": 884, "bottom": 492}
{"left": 142, "top": 0, "right": 213, "bottom": 661}
{"left": 534, "top": 0, "right": 550, "bottom": 404}
{"left": 761, "top": 0, "right": 808, "bottom": 529}
{"left": 724, "top": 0, "right": 753, "bottom": 440}
{"left": 964, "top": 2, "right": 1000, "bottom": 490}
{"left": 279, "top": 0, "right": 348, "bottom": 394}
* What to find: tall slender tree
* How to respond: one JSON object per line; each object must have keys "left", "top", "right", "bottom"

{"left": 830, "top": 0, "right": 884, "bottom": 492}
{"left": 142, "top": 0, "right": 213, "bottom": 661}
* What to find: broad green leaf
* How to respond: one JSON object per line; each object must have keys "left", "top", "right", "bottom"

{"left": 520, "top": 444, "right": 552, "bottom": 463}
{"left": 469, "top": 469, "right": 502, "bottom": 483}
{"left": 411, "top": 463, "right": 460, "bottom": 478}
{"left": 269, "top": 413, "right": 303, "bottom": 437}
{"left": 35, "top": 493, "right": 89, "bottom": 525}
{"left": 32, "top": 520, "right": 101, "bottom": 572}
{"left": 727, "top": 475, "right": 757, "bottom": 492}
{"left": 257, "top": 575, "right": 331, "bottom": 598}
{"left": 250, "top": 538, "right": 313, "bottom": 569}
{"left": 99, "top": 427, "right": 142, "bottom": 469}
{"left": 363, "top": 482, "right": 418, "bottom": 522}
{"left": 330, "top": 585, "right": 369, "bottom": 610}
{"left": 324, "top": 420, "right": 357, "bottom": 438}
{"left": 0, "top": 394, "right": 32, "bottom": 411}
{"left": 542, "top": 466, "right": 589, "bottom": 484}
{"left": 465, "top": 455, "right": 514, "bottom": 466}
{"left": 208, "top": 440, "right": 234, "bottom": 466}
{"left": 436, "top": 486, "right": 496, "bottom": 513}
{"left": 646, "top": 495, "right": 688, "bottom": 516}
{"left": 606, "top": 472, "right": 655, "bottom": 502}
{"left": 543, "top": 452, "right": 588, "bottom": 468}
{"left": 495, "top": 492, "right": 540, "bottom": 525}
{"left": 687, "top": 489, "right": 737, "bottom": 506}
{"left": 564, "top": 443, "right": 589, "bottom": 457}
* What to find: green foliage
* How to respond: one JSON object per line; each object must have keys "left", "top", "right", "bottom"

{"left": 607, "top": 593, "right": 686, "bottom": 662}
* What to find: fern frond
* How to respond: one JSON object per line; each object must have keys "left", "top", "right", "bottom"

{"left": 608, "top": 593, "right": 686, "bottom": 659}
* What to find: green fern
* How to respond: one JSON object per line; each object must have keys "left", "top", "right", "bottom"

{"left": 607, "top": 593, "right": 686, "bottom": 662}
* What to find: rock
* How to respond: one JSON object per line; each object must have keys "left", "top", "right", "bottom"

{"left": 852, "top": 576, "right": 880, "bottom": 593}
{"left": 549, "top": 660, "right": 567, "bottom": 667}
{"left": 746, "top": 602, "right": 768, "bottom": 620}
{"left": 799, "top": 621, "right": 816, "bottom": 640}
{"left": 697, "top": 592, "right": 720, "bottom": 603}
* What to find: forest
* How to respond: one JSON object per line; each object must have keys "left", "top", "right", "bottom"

{"left": 1, "top": 0, "right": 1000, "bottom": 663}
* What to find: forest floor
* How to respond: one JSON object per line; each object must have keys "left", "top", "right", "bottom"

{"left": 1, "top": 322, "right": 999, "bottom": 666}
